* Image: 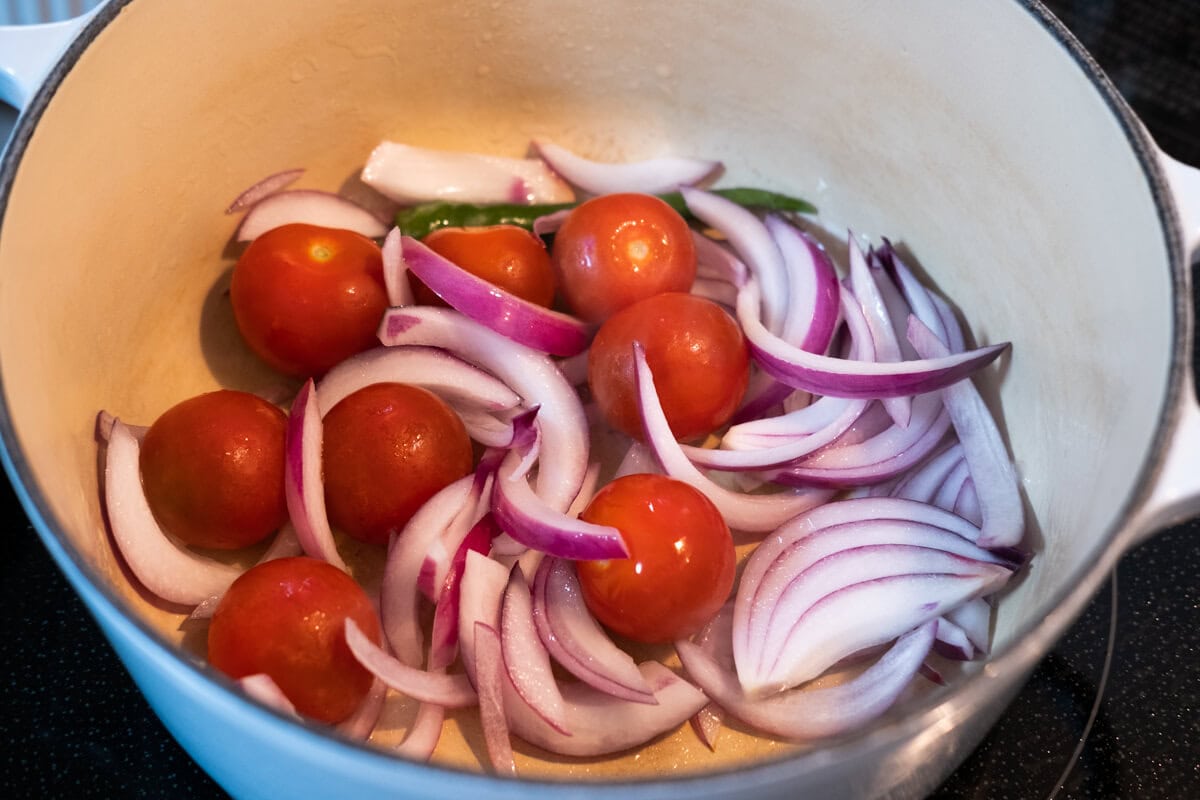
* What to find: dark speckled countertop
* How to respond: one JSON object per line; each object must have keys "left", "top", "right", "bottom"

{"left": 1, "top": 1, "right": 1198, "bottom": 797}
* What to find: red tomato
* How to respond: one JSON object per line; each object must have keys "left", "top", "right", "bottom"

{"left": 322, "top": 382, "right": 473, "bottom": 546}
{"left": 551, "top": 193, "right": 696, "bottom": 323}
{"left": 588, "top": 292, "right": 750, "bottom": 441}
{"left": 207, "top": 556, "right": 381, "bottom": 724}
{"left": 576, "top": 474, "right": 735, "bottom": 643}
{"left": 230, "top": 223, "right": 388, "bottom": 378}
{"left": 413, "top": 224, "right": 556, "bottom": 308}
{"left": 139, "top": 390, "right": 287, "bottom": 550}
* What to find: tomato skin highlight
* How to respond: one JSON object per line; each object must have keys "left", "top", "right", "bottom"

{"left": 413, "top": 224, "right": 556, "bottom": 308}
{"left": 588, "top": 292, "right": 750, "bottom": 441}
{"left": 139, "top": 390, "right": 288, "bottom": 550}
{"left": 207, "top": 557, "right": 382, "bottom": 724}
{"left": 551, "top": 193, "right": 696, "bottom": 323}
{"left": 576, "top": 474, "right": 735, "bottom": 643}
{"left": 230, "top": 223, "right": 388, "bottom": 378}
{"left": 321, "top": 382, "right": 473, "bottom": 546}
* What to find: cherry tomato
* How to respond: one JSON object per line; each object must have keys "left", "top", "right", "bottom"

{"left": 322, "top": 382, "right": 473, "bottom": 546}
{"left": 551, "top": 193, "right": 696, "bottom": 323}
{"left": 412, "top": 224, "right": 556, "bottom": 308}
{"left": 576, "top": 473, "right": 735, "bottom": 643}
{"left": 139, "top": 390, "right": 287, "bottom": 550}
{"left": 230, "top": 223, "right": 388, "bottom": 378}
{"left": 588, "top": 292, "right": 750, "bottom": 441}
{"left": 207, "top": 556, "right": 382, "bottom": 724}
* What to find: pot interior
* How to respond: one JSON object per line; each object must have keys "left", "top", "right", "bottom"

{"left": 0, "top": 0, "right": 1175, "bottom": 785}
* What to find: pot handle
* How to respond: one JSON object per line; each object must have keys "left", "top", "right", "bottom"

{"left": 1128, "top": 151, "right": 1200, "bottom": 546}
{"left": 0, "top": 3, "right": 103, "bottom": 111}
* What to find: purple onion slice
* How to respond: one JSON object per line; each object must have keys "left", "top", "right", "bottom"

{"left": 362, "top": 141, "right": 575, "bottom": 205}
{"left": 225, "top": 168, "right": 304, "bottom": 214}
{"left": 234, "top": 189, "right": 389, "bottom": 242}
{"left": 103, "top": 420, "right": 242, "bottom": 606}
{"left": 532, "top": 139, "right": 720, "bottom": 195}
{"left": 909, "top": 318, "right": 1024, "bottom": 549}
{"left": 378, "top": 307, "right": 589, "bottom": 512}
{"left": 739, "top": 280, "right": 1009, "bottom": 399}
{"left": 530, "top": 557, "right": 656, "bottom": 704}
{"left": 677, "top": 622, "right": 936, "bottom": 740}
{"left": 401, "top": 235, "right": 590, "bottom": 357}
{"left": 344, "top": 618, "right": 478, "bottom": 708}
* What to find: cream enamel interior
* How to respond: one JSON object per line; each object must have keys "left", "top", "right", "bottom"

{"left": 0, "top": 0, "right": 1176, "bottom": 793}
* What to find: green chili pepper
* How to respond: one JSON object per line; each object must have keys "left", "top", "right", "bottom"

{"left": 393, "top": 188, "right": 816, "bottom": 238}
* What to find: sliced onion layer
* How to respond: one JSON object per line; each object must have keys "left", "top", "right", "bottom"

{"left": 531, "top": 557, "right": 657, "bottom": 703}
{"left": 401, "top": 235, "right": 590, "bottom": 357}
{"left": 678, "top": 622, "right": 936, "bottom": 740}
{"left": 283, "top": 379, "right": 347, "bottom": 572}
{"left": 532, "top": 139, "right": 720, "bottom": 195}
{"left": 503, "top": 661, "right": 708, "bottom": 758}
{"left": 226, "top": 168, "right": 304, "bottom": 214}
{"left": 234, "top": 189, "right": 388, "bottom": 242}
{"left": 362, "top": 141, "right": 574, "bottom": 205}
{"left": 103, "top": 419, "right": 242, "bottom": 606}
{"left": 345, "top": 619, "right": 478, "bottom": 707}
{"left": 378, "top": 306, "right": 590, "bottom": 512}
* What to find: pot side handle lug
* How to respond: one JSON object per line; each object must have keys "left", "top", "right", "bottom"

{"left": 1129, "top": 151, "right": 1200, "bottom": 547}
{"left": 0, "top": 5, "right": 102, "bottom": 111}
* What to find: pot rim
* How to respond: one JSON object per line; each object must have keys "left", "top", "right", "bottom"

{"left": 0, "top": 0, "right": 1190, "bottom": 793}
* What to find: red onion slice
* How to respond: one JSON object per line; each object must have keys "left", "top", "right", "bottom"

{"left": 633, "top": 341, "right": 832, "bottom": 532}
{"left": 394, "top": 703, "right": 446, "bottom": 762}
{"left": 531, "top": 139, "right": 720, "bottom": 195}
{"left": 226, "top": 168, "right": 304, "bottom": 214}
{"left": 378, "top": 307, "right": 589, "bottom": 512}
{"left": 316, "top": 345, "right": 522, "bottom": 417}
{"left": 754, "top": 544, "right": 1008, "bottom": 685}
{"left": 501, "top": 566, "right": 570, "bottom": 734}
{"left": 909, "top": 318, "right": 1024, "bottom": 549}
{"left": 681, "top": 187, "right": 788, "bottom": 333}
{"left": 283, "top": 379, "right": 347, "bottom": 572}
{"left": 380, "top": 474, "right": 481, "bottom": 665}
{"left": 530, "top": 557, "right": 656, "bottom": 703}
{"left": 344, "top": 618, "right": 478, "bottom": 708}
{"left": 337, "top": 677, "right": 387, "bottom": 741}
{"left": 848, "top": 235, "right": 910, "bottom": 427}
{"left": 756, "top": 567, "right": 1009, "bottom": 693}
{"left": 103, "top": 419, "right": 243, "bottom": 606}
{"left": 234, "top": 189, "right": 389, "bottom": 242}
{"left": 237, "top": 674, "right": 300, "bottom": 718}
{"left": 532, "top": 208, "right": 571, "bottom": 237}
{"left": 362, "top": 141, "right": 575, "bottom": 205}
{"left": 891, "top": 442, "right": 966, "bottom": 503}
{"left": 491, "top": 449, "right": 628, "bottom": 560}
{"left": 677, "top": 622, "right": 936, "bottom": 740}
{"left": 946, "top": 597, "right": 993, "bottom": 656}
{"left": 687, "top": 603, "right": 734, "bottom": 750}
{"left": 502, "top": 661, "right": 708, "bottom": 758}
{"left": 772, "top": 395, "right": 952, "bottom": 488}
{"left": 381, "top": 226, "right": 415, "bottom": 307}
{"left": 401, "top": 235, "right": 590, "bottom": 357}
{"left": 458, "top": 550, "right": 510, "bottom": 685}
{"left": 473, "top": 622, "right": 517, "bottom": 776}
{"left": 189, "top": 523, "right": 303, "bottom": 620}
{"left": 766, "top": 216, "right": 841, "bottom": 354}
{"left": 733, "top": 497, "right": 988, "bottom": 679}
{"left": 933, "top": 617, "right": 976, "bottom": 661}
{"left": 683, "top": 397, "right": 870, "bottom": 471}
{"left": 693, "top": 231, "right": 748, "bottom": 287}
{"left": 738, "top": 280, "right": 1009, "bottom": 399}
{"left": 427, "top": 514, "right": 499, "bottom": 668}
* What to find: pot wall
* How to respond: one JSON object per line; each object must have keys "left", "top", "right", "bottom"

{"left": 0, "top": 0, "right": 1180, "bottom": 795}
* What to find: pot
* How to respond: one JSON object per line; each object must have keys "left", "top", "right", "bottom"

{"left": 1, "top": 1, "right": 1197, "bottom": 797}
